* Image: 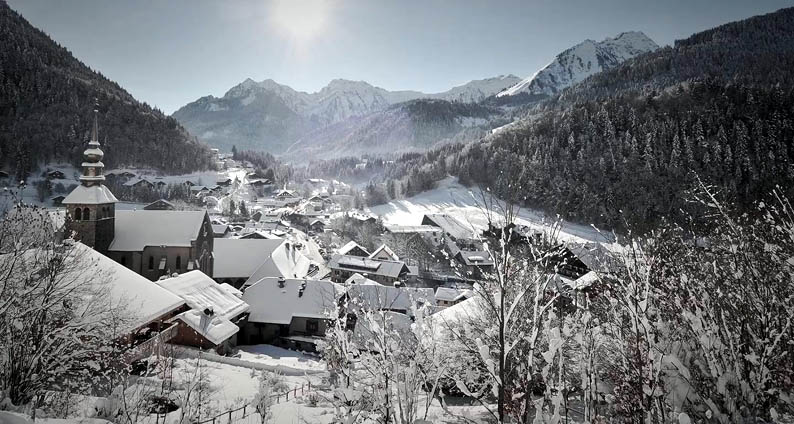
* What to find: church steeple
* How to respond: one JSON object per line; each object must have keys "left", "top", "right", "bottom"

{"left": 62, "top": 100, "right": 118, "bottom": 254}
{"left": 80, "top": 101, "right": 106, "bottom": 187}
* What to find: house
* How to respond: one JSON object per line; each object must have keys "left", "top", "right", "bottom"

{"left": 307, "top": 219, "right": 325, "bottom": 233}
{"left": 369, "top": 244, "right": 399, "bottom": 261}
{"left": 328, "top": 254, "right": 412, "bottom": 286}
{"left": 275, "top": 189, "right": 298, "bottom": 199}
{"left": 385, "top": 224, "right": 443, "bottom": 246}
{"left": 434, "top": 287, "right": 473, "bottom": 308}
{"left": 217, "top": 177, "right": 233, "bottom": 187}
{"left": 344, "top": 280, "right": 435, "bottom": 315}
{"left": 18, "top": 242, "right": 189, "bottom": 363}
{"left": 0, "top": 170, "right": 10, "bottom": 179}
{"left": 423, "top": 213, "right": 494, "bottom": 274}
{"left": 144, "top": 199, "right": 176, "bottom": 210}
{"left": 251, "top": 210, "right": 263, "bottom": 222}
{"left": 241, "top": 277, "right": 343, "bottom": 351}
{"left": 157, "top": 271, "right": 249, "bottom": 354}
{"left": 338, "top": 240, "right": 370, "bottom": 257}
{"left": 212, "top": 238, "right": 284, "bottom": 287}
{"left": 105, "top": 210, "right": 214, "bottom": 281}
{"left": 241, "top": 240, "right": 319, "bottom": 288}
{"left": 124, "top": 178, "right": 155, "bottom": 190}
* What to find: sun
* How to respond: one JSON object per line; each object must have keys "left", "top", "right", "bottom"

{"left": 270, "top": 0, "right": 331, "bottom": 43}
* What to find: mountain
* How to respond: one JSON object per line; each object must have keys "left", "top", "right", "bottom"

{"left": 433, "top": 75, "right": 521, "bottom": 103}
{"left": 497, "top": 31, "right": 658, "bottom": 98}
{"left": 173, "top": 75, "right": 520, "bottom": 155}
{"left": 388, "top": 7, "right": 794, "bottom": 234}
{"left": 281, "top": 99, "right": 498, "bottom": 160}
{"left": 0, "top": 2, "right": 214, "bottom": 178}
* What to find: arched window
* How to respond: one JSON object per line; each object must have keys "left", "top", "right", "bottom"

{"left": 74, "top": 208, "right": 82, "bottom": 221}
{"left": 83, "top": 207, "right": 90, "bottom": 220}
{"left": 175, "top": 256, "right": 182, "bottom": 271}
{"left": 148, "top": 256, "right": 154, "bottom": 270}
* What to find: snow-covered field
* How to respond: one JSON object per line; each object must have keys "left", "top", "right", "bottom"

{"left": 368, "top": 176, "right": 616, "bottom": 244}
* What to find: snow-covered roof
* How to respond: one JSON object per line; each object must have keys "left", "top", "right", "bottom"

{"left": 567, "top": 242, "right": 621, "bottom": 273}
{"left": 156, "top": 271, "right": 249, "bottom": 319}
{"left": 243, "top": 278, "right": 343, "bottom": 325}
{"left": 369, "top": 244, "right": 399, "bottom": 261}
{"left": 62, "top": 185, "right": 118, "bottom": 205}
{"left": 385, "top": 225, "right": 442, "bottom": 234}
{"left": 344, "top": 273, "right": 383, "bottom": 286}
{"left": 175, "top": 309, "right": 239, "bottom": 345}
{"left": 33, "top": 243, "right": 186, "bottom": 331}
{"left": 422, "top": 213, "right": 476, "bottom": 240}
{"left": 338, "top": 240, "right": 370, "bottom": 256}
{"left": 109, "top": 210, "right": 208, "bottom": 251}
{"left": 434, "top": 287, "right": 473, "bottom": 303}
{"left": 212, "top": 238, "right": 283, "bottom": 279}
{"left": 346, "top": 283, "right": 435, "bottom": 313}
{"left": 243, "top": 241, "right": 313, "bottom": 287}
{"left": 219, "top": 283, "right": 243, "bottom": 297}
{"left": 328, "top": 255, "right": 410, "bottom": 279}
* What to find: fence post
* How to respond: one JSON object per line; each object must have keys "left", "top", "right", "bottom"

{"left": 228, "top": 410, "right": 232, "bottom": 422}
{"left": 286, "top": 391, "right": 289, "bottom": 401}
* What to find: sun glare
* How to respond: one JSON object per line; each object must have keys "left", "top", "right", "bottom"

{"left": 270, "top": 0, "right": 331, "bottom": 43}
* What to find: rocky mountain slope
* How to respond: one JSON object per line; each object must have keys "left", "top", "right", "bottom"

{"left": 173, "top": 75, "right": 520, "bottom": 155}
{"left": 497, "top": 31, "right": 658, "bottom": 98}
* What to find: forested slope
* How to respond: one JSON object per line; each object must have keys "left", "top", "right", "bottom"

{"left": 0, "top": 2, "right": 214, "bottom": 177}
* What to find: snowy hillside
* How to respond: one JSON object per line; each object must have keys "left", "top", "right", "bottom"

{"left": 497, "top": 31, "right": 658, "bottom": 97}
{"left": 433, "top": 74, "right": 521, "bottom": 103}
{"left": 368, "top": 177, "right": 617, "bottom": 244}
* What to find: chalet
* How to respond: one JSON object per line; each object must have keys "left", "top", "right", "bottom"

{"left": 217, "top": 177, "right": 233, "bottom": 187}
{"left": 183, "top": 180, "right": 198, "bottom": 187}
{"left": 338, "top": 240, "right": 370, "bottom": 257}
{"left": 369, "top": 244, "right": 399, "bottom": 261}
{"left": 275, "top": 189, "right": 298, "bottom": 199}
{"left": 144, "top": 199, "right": 176, "bottom": 210}
{"left": 344, "top": 278, "right": 435, "bottom": 315}
{"left": 157, "top": 271, "right": 249, "bottom": 355}
{"left": 307, "top": 219, "right": 325, "bottom": 233}
{"left": 124, "top": 178, "right": 155, "bottom": 190}
{"left": 423, "top": 213, "right": 494, "bottom": 274}
{"left": 241, "top": 277, "right": 343, "bottom": 351}
{"left": 19, "top": 242, "right": 189, "bottom": 363}
{"left": 212, "top": 238, "right": 284, "bottom": 287}
{"left": 385, "top": 224, "right": 443, "bottom": 246}
{"left": 51, "top": 195, "right": 66, "bottom": 206}
{"left": 434, "top": 287, "right": 473, "bottom": 308}
{"left": 328, "top": 254, "right": 412, "bottom": 286}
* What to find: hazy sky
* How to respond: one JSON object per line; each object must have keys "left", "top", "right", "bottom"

{"left": 8, "top": 0, "right": 791, "bottom": 114}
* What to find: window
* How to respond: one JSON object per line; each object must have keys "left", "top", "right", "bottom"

{"left": 306, "top": 319, "right": 319, "bottom": 335}
{"left": 83, "top": 207, "right": 90, "bottom": 220}
{"left": 175, "top": 256, "right": 181, "bottom": 271}
{"left": 148, "top": 256, "right": 154, "bottom": 270}
{"left": 74, "top": 208, "right": 82, "bottom": 221}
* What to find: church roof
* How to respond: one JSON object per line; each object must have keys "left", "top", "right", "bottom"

{"left": 108, "top": 210, "right": 207, "bottom": 251}
{"left": 62, "top": 184, "right": 118, "bottom": 205}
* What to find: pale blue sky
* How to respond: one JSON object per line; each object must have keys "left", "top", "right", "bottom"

{"left": 8, "top": 0, "right": 791, "bottom": 114}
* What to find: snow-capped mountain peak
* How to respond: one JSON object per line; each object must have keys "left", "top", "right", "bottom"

{"left": 497, "top": 31, "right": 658, "bottom": 97}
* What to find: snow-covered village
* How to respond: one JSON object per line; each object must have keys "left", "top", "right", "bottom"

{"left": 2, "top": 1, "right": 794, "bottom": 423}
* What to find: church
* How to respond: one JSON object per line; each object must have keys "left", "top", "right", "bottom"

{"left": 62, "top": 109, "right": 214, "bottom": 280}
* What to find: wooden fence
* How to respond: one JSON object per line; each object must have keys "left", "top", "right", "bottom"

{"left": 191, "top": 382, "right": 313, "bottom": 424}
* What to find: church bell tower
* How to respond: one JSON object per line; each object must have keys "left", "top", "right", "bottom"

{"left": 62, "top": 103, "right": 118, "bottom": 254}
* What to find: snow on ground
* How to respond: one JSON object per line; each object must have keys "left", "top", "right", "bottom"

{"left": 234, "top": 345, "right": 325, "bottom": 372}
{"left": 368, "top": 176, "right": 616, "bottom": 244}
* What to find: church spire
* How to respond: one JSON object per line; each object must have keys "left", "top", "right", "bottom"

{"left": 80, "top": 100, "right": 106, "bottom": 187}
